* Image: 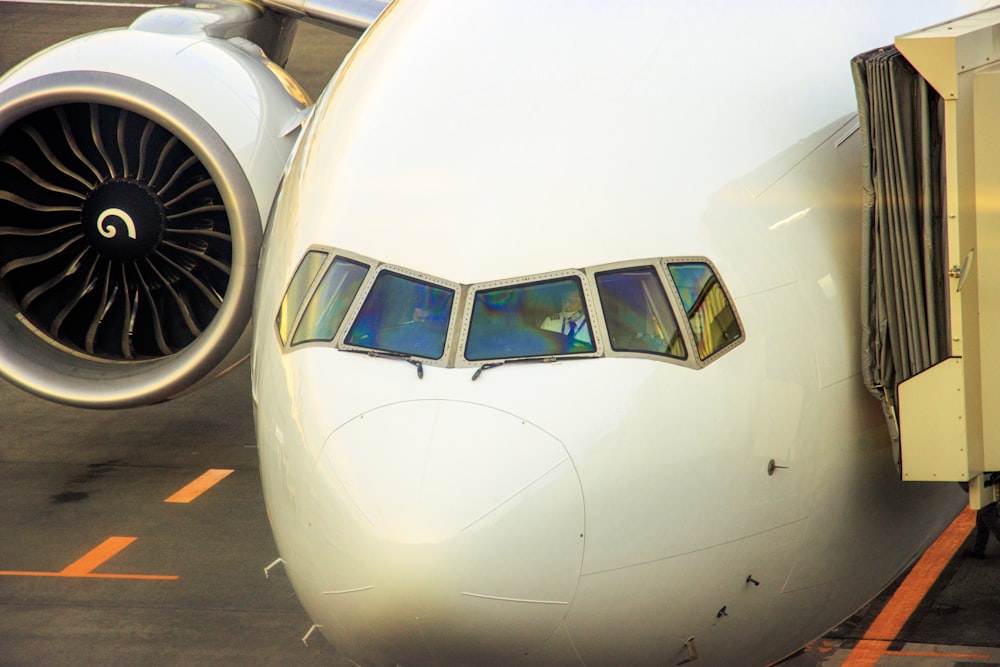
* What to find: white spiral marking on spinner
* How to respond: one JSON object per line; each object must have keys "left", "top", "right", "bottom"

{"left": 96, "top": 208, "right": 137, "bottom": 240}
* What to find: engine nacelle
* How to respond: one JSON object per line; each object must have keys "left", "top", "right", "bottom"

{"left": 0, "top": 3, "right": 308, "bottom": 407}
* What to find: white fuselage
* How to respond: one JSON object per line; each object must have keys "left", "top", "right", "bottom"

{"left": 252, "top": 1, "right": 978, "bottom": 664}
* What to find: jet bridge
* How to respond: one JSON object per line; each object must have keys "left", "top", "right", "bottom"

{"left": 854, "top": 6, "right": 1000, "bottom": 509}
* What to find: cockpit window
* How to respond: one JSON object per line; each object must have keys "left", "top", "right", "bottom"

{"left": 595, "top": 267, "right": 686, "bottom": 358}
{"left": 667, "top": 261, "right": 741, "bottom": 360}
{"left": 465, "top": 276, "right": 596, "bottom": 361}
{"left": 278, "top": 247, "right": 743, "bottom": 370}
{"left": 276, "top": 249, "right": 327, "bottom": 345}
{"left": 345, "top": 271, "right": 455, "bottom": 359}
{"left": 291, "top": 257, "right": 369, "bottom": 345}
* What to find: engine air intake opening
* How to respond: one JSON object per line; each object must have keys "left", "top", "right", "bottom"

{"left": 0, "top": 102, "right": 233, "bottom": 361}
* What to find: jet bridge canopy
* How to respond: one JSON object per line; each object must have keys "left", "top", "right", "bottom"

{"left": 855, "top": 5, "right": 1000, "bottom": 508}
{"left": 851, "top": 46, "right": 949, "bottom": 472}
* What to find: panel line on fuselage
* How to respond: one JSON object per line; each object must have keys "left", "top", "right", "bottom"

{"left": 578, "top": 517, "right": 810, "bottom": 578}
{"left": 460, "top": 592, "right": 570, "bottom": 605}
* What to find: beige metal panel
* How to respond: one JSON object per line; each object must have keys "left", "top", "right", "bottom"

{"left": 944, "top": 80, "right": 976, "bottom": 362}
{"left": 899, "top": 358, "right": 969, "bottom": 481}
{"left": 896, "top": 7, "right": 1000, "bottom": 100}
{"left": 955, "top": 73, "right": 985, "bottom": 475}
{"left": 974, "top": 65, "right": 1000, "bottom": 471}
{"left": 892, "top": 7, "right": 1000, "bottom": 487}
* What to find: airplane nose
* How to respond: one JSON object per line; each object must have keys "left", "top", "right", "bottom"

{"left": 305, "top": 400, "right": 585, "bottom": 666}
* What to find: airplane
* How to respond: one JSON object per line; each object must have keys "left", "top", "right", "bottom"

{"left": 0, "top": 0, "right": 991, "bottom": 664}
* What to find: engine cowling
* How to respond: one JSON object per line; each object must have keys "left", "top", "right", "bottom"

{"left": 0, "top": 6, "right": 308, "bottom": 408}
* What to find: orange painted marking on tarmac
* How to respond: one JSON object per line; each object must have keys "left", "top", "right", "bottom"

{"left": 815, "top": 639, "right": 838, "bottom": 654}
{"left": 887, "top": 650, "right": 991, "bottom": 659}
{"left": 0, "top": 536, "right": 178, "bottom": 580}
{"left": 842, "top": 507, "right": 977, "bottom": 667}
{"left": 164, "top": 468, "right": 234, "bottom": 503}
{"left": 60, "top": 536, "right": 136, "bottom": 575}
{"left": 0, "top": 570, "right": 178, "bottom": 580}
{"left": 845, "top": 639, "right": 891, "bottom": 665}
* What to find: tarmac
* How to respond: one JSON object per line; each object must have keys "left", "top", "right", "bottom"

{"left": 0, "top": 360, "right": 360, "bottom": 664}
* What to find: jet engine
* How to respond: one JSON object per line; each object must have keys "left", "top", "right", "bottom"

{"left": 0, "top": 3, "right": 309, "bottom": 407}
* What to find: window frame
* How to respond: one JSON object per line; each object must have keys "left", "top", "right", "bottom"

{"left": 585, "top": 259, "right": 690, "bottom": 364}
{"left": 277, "top": 247, "right": 744, "bottom": 370}
{"left": 661, "top": 256, "right": 744, "bottom": 367}
{"left": 290, "top": 255, "right": 372, "bottom": 347}
{"left": 337, "top": 263, "right": 462, "bottom": 365}
{"left": 275, "top": 246, "right": 375, "bottom": 353}
{"left": 275, "top": 248, "right": 329, "bottom": 347}
{"left": 454, "top": 269, "right": 603, "bottom": 368}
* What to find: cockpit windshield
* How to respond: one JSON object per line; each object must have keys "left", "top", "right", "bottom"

{"left": 465, "top": 276, "right": 595, "bottom": 361}
{"left": 276, "top": 248, "right": 743, "bottom": 371}
{"left": 345, "top": 270, "right": 455, "bottom": 359}
{"left": 594, "top": 267, "right": 685, "bottom": 358}
{"left": 667, "top": 262, "right": 741, "bottom": 360}
{"left": 291, "top": 256, "right": 368, "bottom": 345}
{"left": 276, "top": 249, "right": 327, "bottom": 345}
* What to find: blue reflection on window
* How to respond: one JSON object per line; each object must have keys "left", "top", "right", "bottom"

{"left": 595, "top": 267, "right": 685, "bottom": 358}
{"left": 465, "top": 277, "right": 595, "bottom": 361}
{"left": 345, "top": 271, "right": 454, "bottom": 359}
